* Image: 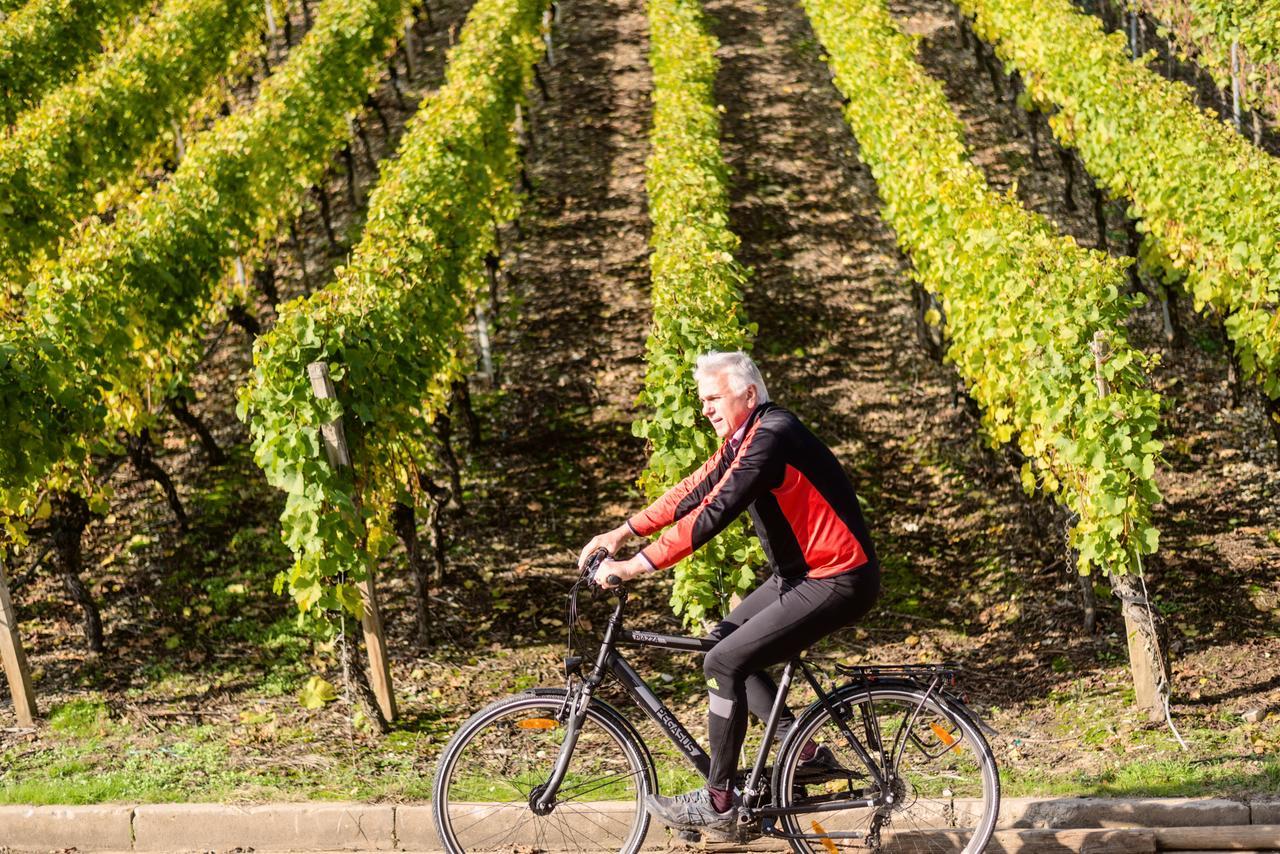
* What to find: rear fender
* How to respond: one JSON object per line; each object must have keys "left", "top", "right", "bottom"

{"left": 780, "top": 677, "right": 995, "bottom": 764}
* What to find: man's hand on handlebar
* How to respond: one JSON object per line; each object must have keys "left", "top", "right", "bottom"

{"left": 577, "top": 523, "right": 634, "bottom": 570}
{"left": 592, "top": 555, "right": 647, "bottom": 590}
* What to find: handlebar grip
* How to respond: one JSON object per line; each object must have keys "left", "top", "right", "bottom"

{"left": 583, "top": 547, "right": 608, "bottom": 576}
{"left": 606, "top": 574, "right": 622, "bottom": 587}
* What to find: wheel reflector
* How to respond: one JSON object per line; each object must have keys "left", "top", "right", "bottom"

{"left": 811, "top": 820, "right": 838, "bottom": 853}
{"left": 930, "top": 721, "right": 960, "bottom": 750}
{"left": 517, "top": 718, "right": 559, "bottom": 729}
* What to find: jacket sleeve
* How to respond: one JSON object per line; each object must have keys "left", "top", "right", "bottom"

{"left": 627, "top": 443, "right": 729, "bottom": 537}
{"left": 639, "top": 421, "right": 781, "bottom": 570}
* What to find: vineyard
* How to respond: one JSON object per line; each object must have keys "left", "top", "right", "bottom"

{"left": 1, "top": 0, "right": 1278, "bottom": 811}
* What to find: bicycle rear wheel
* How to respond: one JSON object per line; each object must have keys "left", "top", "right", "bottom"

{"left": 432, "top": 691, "right": 654, "bottom": 853}
{"left": 773, "top": 685, "right": 999, "bottom": 854}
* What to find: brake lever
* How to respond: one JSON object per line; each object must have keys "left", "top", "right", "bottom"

{"left": 582, "top": 547, "right": 609, "bottom": 600}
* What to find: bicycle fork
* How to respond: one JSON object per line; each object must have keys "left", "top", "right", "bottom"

{"left": 531, "top": 679, "right": 594, "bottom": 813}
{"left": 533, "top": 589, "right": 628, "bottom": 812}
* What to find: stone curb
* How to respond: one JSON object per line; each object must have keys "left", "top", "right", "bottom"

{"left": 0, "top": 798, "right": 1277, "bottom": 852}
{"left": 133, "top": 804, "right": 396, "bottom": 852}
{"left": 995, "top": 796, "right": 1254, "bottom": 828}
{"left": 0, "top": 805, "right": 133, "bottom": 851}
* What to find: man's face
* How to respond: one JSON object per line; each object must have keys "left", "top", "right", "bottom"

{"left": 698, "top": 371, "right": 757, "bottom": 440}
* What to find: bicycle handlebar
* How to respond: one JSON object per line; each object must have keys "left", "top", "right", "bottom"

{"left": 579, "top": 548, "right": 627, "bottom": 592}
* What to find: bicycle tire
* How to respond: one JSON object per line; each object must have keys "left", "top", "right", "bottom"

{"left": 431, "top": 690, "right": 656, "bottom": 853}
{"left": 772, "top": 683, "right": 999, "bottom": 853}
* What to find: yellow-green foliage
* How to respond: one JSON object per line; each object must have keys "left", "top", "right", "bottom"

{"left": 239, "top": 0, "right": 546, "bottom": 615}
{"left": 0, "top": 0, "right": 262, "bottom": 274}
{"left": 635, "top": 0, "right": 763, "bottom": 626}
{"left": 0, "top": 0, "right": 406, "bottom": 549}
{"left": 959, "top": 0, "right": 1280, "bottom": 401}
{"left": 1125, "top": 0, "right": 1280, "bottom": 121}
{"left": 0, "top": 0, "right": 151, "bottom": 124}
{"left": 801, "top": 0, "right": 1163, "bottom": 575}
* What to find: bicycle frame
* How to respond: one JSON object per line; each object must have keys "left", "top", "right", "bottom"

{"left": 534, "top": 585, "right": 916, "bottom": 828}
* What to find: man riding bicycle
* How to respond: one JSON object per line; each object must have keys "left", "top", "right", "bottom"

{"left": 578, "top": 350, "right": 881, "bottom": 837}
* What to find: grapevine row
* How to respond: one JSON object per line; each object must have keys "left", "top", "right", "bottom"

{"left": 635, "top": 0, "right": 762, "bottom": 625}
{"left": 1122, "top": 0, "right": 1280, "bottom": 124}
{"left": 0, "top": 0, "right": 150, "bottom": 125}
{"left": 239, "top": 0, "right": 544, "bottom": 615}
{"left": 955, "top": 0, "right": 1280, "bottom": 421}
{"left": 0, "top": 0, "right": 262, "bottom": 276}
{"left": 801, "top": 0, "right": 1164, "bottom": 576}
{"left": 0, "top": 0, "right": 407, "bottom": 543}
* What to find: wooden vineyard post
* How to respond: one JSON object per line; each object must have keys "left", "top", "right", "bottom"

{"left": 306, "top": 362, "right": 398, "bottom": 724}
{"left": 0, "top": 559, "right": 38, "bottom": 726}
{"left": 263, "top": 0, "right": 277, "bottom": 36}
{"left": 402, "top": 15, "right": 419, "bottom": 80}
{"left": 1091, "top": 333, "right": 1168, "bottom": 722}
{"left": 171, "top": 120, "right": 185, "bottom": 162}
{"left": 541, "top": 7, "right": 554, "bottom": 65}
{"left": 1230, "top": 39, "right": 1243, "bottom": 132}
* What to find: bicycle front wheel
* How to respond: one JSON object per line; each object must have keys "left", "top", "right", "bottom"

{"left": 773, "top": 685, "right": 999, "bottom": 854}
{"left": 432, "top": 691, "right": 654, "bottom": 853}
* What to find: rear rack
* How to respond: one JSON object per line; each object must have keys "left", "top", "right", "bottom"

{"left": 829, "top": 662, "right": 997, "bottom": 736}
{"left": 833, "top": 663, "right": 960, "bottom": 682}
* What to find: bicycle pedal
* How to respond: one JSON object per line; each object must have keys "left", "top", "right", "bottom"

{"left": 699, "top": 824, "right": 754, "bottom": 845}
{"left": 674, "top": 827, "right": 702, "bottom": 844}
{"left": 733, "top": 815, "right": 763, "bottom": 843}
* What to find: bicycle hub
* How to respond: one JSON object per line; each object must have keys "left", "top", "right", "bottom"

{"left": 527, "top": 782, "right": 556, "bottom": 816}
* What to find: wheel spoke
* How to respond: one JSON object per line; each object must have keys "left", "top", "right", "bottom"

{"left": 434, "top": 697, "right": 648, "bottom": 852}
{"left": 556, "top": 768, "right": 643, "bottom": 801}
{"left": 774, "top": 688, "right": 997, "bottom": 854}
{"left": 457, "top": 804, "right": 536, "bottom": 849}
{"left": 559, "top": 802, "right": 639, "bottom": 837}
{"left": 550, "top": 808, "right": 596, "bottom": 852}
{"left": 446, "top": 803, "right": 514, "bottom": 839}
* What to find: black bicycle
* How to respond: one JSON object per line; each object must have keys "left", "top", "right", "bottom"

{"left": 432, "top": 552, "right": 1000, "bottom": 853}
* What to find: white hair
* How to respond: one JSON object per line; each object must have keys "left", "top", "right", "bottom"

{"left": 694, "top": 351, "right": 770, "bottom": 403}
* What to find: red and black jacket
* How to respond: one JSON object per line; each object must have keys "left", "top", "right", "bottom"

{"left": 629, "top": 402, "right": 877, "bottom": 580}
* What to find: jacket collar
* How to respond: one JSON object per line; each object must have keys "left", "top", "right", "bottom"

{"left": 724, "top": 402, "right": 774, "bottom": 456}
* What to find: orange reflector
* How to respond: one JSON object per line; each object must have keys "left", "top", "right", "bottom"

{"left": 930, "top": 722, "right": 961, "bottom": 750}
{"left": 811, "top": 820, "right": 838, "bottom": 854}
{"left": 517, "top": 718, "right": 559, "bottom": 730}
